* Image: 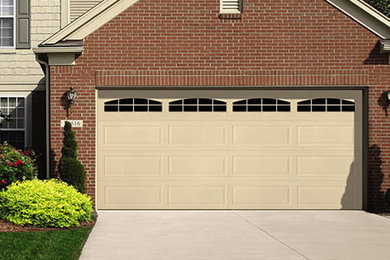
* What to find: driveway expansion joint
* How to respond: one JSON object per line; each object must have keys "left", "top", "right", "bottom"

{"left": 230, "top": 211, "right": 310, "bottom": 260}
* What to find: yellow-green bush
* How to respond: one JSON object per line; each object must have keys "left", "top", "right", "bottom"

{"left": 0, "top": 179, "right": 92, "bottom": 228}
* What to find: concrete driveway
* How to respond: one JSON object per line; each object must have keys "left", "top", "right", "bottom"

{"left": 81, "top": 211, "right": 390, "bottom": 260}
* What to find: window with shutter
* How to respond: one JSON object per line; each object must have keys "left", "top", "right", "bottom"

{"left": 220, "top": 0, "right": 241, "bottom": 14}
{"left": 0, "top": 0, "right": 15, "bottom": 48}
{"left": 0, "top": 0, "right": 29, "bottom": 49}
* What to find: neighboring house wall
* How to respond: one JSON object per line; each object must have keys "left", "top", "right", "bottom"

{"left": 70, "top": 0, "right": 102, "bottom": 21}
{"left": 0, "top": 0, "right": 61, "bottom": 177}
{"left": 48, "top": 0, "right": 390, "bottom": 211}
{"left": 0, "top": 0, "right": 61, "bottom": 86}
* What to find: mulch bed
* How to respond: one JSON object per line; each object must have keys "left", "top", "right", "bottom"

{"left": 0, "top": 218, "right": 95, "bottom": 233}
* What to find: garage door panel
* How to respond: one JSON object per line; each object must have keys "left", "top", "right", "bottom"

{"left": 102, "top": 185, "right": 163, "bottom": 208}
{"left": 233, "top": 126, "right": 291, "bottom": 146}
{"left": 104, "top": 125, "right": 162, "bottom": 145}
{"left": 297, "top": 156, "right": 354, "bottom": 177}
{"left": 297, "top": 126, "right": 354, "bottom": 145}
{"left": 297, "top": 185, "right": 358, "bottom": 209}
{"left": 103, "top": 155, "right": 163, "bottom": 177}
{"left": 233, "top": 156, "right": 291, "bottom": 176}
{"left": 232, "top": 186, "right": 291, "bottom": 206}
{"left": 168, "top": 156, "right": 227, "bottom": 177}
{"left": 169, "top": 126, "right": 227, "bottom": 145}
{"left": 168, "top": 186, "right": 227, "bottom": 207}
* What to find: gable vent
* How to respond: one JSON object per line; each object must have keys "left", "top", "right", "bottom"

{"left": 220, "top": 0, "right": 241, "bottom": 14}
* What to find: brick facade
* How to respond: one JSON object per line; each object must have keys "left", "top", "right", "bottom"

{"left": 49, "top": 0, "right": 390, "bottom": 211}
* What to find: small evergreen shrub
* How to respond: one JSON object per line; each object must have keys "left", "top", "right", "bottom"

{"left": 58, "top": 121, "right": 87, "bottom": 193}
{"left": 0, "top": 179, "right": 92, "bottom": 228}
{"left": 0, "top": 143, "right": 38, "bottom": 190}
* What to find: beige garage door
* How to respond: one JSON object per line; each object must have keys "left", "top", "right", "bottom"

{"left": 97, "top": 90, "right": 363, "bottom": 209}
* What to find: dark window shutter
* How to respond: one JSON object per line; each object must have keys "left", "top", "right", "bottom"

{"left": 16, "top": 0, "right": 30, "bottom": 49}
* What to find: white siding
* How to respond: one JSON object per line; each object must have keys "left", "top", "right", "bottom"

{"left": 70, "top": 0, "right": 102, "bottom": 21}
{"left": 0, "top": 0, "right": 61, "bottom": 88}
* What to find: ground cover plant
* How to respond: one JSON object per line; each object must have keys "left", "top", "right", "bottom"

{"left": 0, "top": 227, "right": 93, "bottom": 260}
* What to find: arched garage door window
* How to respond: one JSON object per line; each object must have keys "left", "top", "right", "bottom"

{"left": 233, "top": 98, "right": 291, "bottom": 112}
{"left": 169, "top": 98, "right": 227, "bottom": 112}
{"left": 297, "top": 98, "right": 355, "bottom": 112}
{"left": 104, "top": 98, "right": 162, "bottom": 112}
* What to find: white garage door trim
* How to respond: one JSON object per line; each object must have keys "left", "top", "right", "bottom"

{"left": 97, "top": 90, "right": 363, "bottom": 210}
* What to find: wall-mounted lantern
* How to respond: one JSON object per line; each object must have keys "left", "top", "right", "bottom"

{"left": 66, "top": 87, "right": 77, "bottom": 105}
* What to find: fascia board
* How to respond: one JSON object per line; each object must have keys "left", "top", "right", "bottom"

{"left": 33, "top": 46, "right": 84, "bottom": 54}
{"left": 327, "top": 0, "right": 390, "bottom": 39}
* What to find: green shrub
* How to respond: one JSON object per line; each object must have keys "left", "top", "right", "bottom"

{"left": 0, "top": 143, "right": 38, "bottom": 190}
{"left": 0, "top": 179, "right": 92, "bottom": 228}
{"left": 58, "top": 122, "right": 86, "bottom": 193}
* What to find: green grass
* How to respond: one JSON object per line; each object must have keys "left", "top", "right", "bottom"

{"left": 0, "top": 227, "right": 93, "bottom": 260}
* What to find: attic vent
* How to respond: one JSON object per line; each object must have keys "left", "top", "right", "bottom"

{"left": 220, "top": 0, "right": 241, "bottom": 14}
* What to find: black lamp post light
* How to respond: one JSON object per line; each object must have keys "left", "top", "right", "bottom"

{"left": 66, "top": 87, "right": 77, "bottom": 105}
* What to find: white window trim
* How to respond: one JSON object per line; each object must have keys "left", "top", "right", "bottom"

{"left": 0, "top": 0, "right": 16, "bottom": 49}
{"left": 0, "top": 94, "right": 27, "bottom": 148}
{"left": 220, "top": 0, "right": 241, "bottom": 14}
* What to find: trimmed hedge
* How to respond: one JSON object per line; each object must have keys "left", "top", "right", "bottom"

{"left": 0, "top": 179, "right": 92, "bottom": 228}
{"left": 58, "top": 121, "right": 86, "bottom": 193}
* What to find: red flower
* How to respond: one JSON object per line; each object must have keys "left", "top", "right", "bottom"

{"left": 1, "top": 180, "right": 5, "bottom": 184}
{"left": 8, "top": 162, "right": 13, "bottom": 166}
{"left": 15, "top": 159, "right": 22, "bottom": 166}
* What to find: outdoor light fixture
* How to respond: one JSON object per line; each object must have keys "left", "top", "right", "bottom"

{"left": 67, "top": 87, "right": 77, "bottom": 104}
{"left": 387, "top": 91, "right": 390, "bottom": 102}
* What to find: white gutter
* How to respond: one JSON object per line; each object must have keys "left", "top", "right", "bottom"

{"left": 35, "top": 55, "right": 50, "bottom": 179}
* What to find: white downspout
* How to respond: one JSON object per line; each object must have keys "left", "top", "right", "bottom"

{"left": 35, "top": 55, "right": 50, "bottom": 179}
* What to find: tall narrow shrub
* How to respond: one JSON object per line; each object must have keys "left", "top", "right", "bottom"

{"left": 58, "top": 122, "right": 86, "bottom": 193}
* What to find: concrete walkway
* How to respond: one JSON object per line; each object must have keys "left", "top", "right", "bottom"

{"left": 81, "top": 211, "right": 390, "bottom": 260}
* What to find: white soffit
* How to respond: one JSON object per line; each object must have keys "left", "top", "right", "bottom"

{"left": 41, "top": 0, "right": 140, "bottom": 45}
{"left": 327, "top": 0, "right": 390, "bottom": 39}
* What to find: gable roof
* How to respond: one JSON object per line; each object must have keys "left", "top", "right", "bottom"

{"left": 327, "top": 0, "right": 390, "bottom": 39}
{"left": 39, "top": 0, "right": 140, "bottom": 46}
{"left": 37, "top": 0, "right": 390, "bottom": 49}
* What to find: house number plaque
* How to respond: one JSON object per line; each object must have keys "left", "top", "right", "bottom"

{"left": 61, "top": 120, "right": 83, "bottom": 128}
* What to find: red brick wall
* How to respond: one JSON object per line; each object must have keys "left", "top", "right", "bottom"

{"left": 49, "top": 0, "right": 390, "bottom": 211}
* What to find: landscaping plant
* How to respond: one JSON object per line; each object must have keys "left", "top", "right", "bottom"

{"left": 58, "top": 121, "right": 87, "bottom": 193}
{"left": 0, "top": 143, "right": 38, "bottom": 190}
{"left": 0, "top": 179, "right": 92, "bottom": 228}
